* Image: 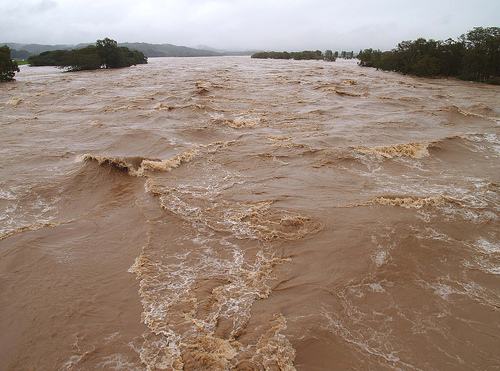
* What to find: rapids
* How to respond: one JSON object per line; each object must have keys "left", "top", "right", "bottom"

{"left": 1, "top": 57, "right": 499, "bottom": 370}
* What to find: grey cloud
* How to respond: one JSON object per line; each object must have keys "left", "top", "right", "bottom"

{"left": 1, "top": 0, "right": 499, "bottom": 51}
{"left": 33, "top": 0, "right": 58, "bottom": 13}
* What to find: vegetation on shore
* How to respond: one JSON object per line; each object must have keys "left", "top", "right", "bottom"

{"left": 357, "top": 27, "right": 500, "bottom": 84}
{"left": 0, "top": 45, "right": 20, "bottom": 82}
{"left": 251, "top": 50, "right": 336, "bottom": 61}
{"left": 27, "top": 38, "right": 147, "bottom": 71}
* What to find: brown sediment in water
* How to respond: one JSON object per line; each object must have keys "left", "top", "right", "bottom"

{"left": 324, "top": 87, "right": 362, "bottom": 97}
{"left": 211, "top": 116, "right": 259, "bottom": 128}
{"left": 1, "top": 58, "right": 499, "bottom": 371}
{"left": 365, "top": 195, "right": 451, "bottom": 208}
{"left": 354, "top": 141, "right": 430, "bottom": 159}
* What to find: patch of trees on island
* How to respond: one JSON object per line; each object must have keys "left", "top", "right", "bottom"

{"left": 251, "top": 50, "right": 357, "bottom": 61}
{"left": 358, "top": 27, "right": 500, "bottom": 84}
{"left": 27, "top": 38, "right": 147, "bottom": 71}
{"left": 251, "top": 50, "right": 337, "bottom": 61}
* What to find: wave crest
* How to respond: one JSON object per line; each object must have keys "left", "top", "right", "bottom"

{"left": 453, "top": 105, "right": 500, "bottom": 122}
{"left": 76, "top": 142, "right": 232, "bottom": 176}
{"left": 366, "top": 195, "right": 451, "bottom": 208}
{"left": 0, "top": 221, "right": 61, "bottom": 241}
{"left": 354, "top": 141, "right": 430, "bottom": 159}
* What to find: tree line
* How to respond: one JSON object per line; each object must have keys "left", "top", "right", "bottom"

{"left": 27, "top": 38, "right": 147, "bottom": 71}
{"left": 250, "top": 49, "right": 360, "bottom": 61}
{"left": 357, "top": 27, "right": 500, "bottom": 84}
{"left": 251, "top": 50, "right": 336, "bottom": 61}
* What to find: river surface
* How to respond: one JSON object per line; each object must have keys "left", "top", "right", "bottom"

{"left": 1, "top": 57, "right": 499, "bottom": 370}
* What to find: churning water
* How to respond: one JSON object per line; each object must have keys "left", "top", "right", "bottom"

{"left": 1, "top": 57, "right": 499, "bottom": 370}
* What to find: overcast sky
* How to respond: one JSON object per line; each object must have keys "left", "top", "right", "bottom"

{"left": 1, "top": 0, "right": 498, "bottom": 51}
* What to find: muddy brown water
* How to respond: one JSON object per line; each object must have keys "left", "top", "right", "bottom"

{"left": 1, "top": 57, "right": 499, "bottom": 370}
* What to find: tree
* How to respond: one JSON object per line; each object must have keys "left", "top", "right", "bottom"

{"left": 61, "top": 46, "right": 102, "bottom": 71}
{"left": 460, "top": 27, "right": 500, "bottom": 83}
{"left": 121, "top": 47, "right": 148, "bottom": 65}
{"left": 0, "top": 45, "right": 20, "bottom": 82}
{"left": 96, "top": 38, "right": 124, "bottom": 68}
{"left": 357, "top": 48, "right": 376, "bottom": 66}
{"left": 324, "top": 50, "right": 336, "bottom": 61}
{"left": 413, "top": 55, "right": 440, "bottom": 76}
{"left": 28, "top": 49, "right": 69, "bottom": 66}
{"left": 251, "top": 51, "right": 270, "bottom": 59}
{"left": 437, "top": 38, "right": 464, "bottom": 76}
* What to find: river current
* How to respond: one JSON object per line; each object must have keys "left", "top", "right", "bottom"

{"left": 1, "top": 57, "right": 499, "bottom": 370}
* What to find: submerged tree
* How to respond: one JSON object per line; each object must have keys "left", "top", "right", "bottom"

{"left": 0, "top": 45, "right": 20, "bottom": 82}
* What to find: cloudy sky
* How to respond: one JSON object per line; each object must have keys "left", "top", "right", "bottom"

{"left": 1, "top": 0, "right": 498, "bottom": 51}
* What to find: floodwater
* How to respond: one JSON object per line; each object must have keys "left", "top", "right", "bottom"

{"left": 1, "top": 57, "right": 499, "bottom": 370}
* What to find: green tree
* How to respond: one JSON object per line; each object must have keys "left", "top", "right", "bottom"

{"left": 251, "top": 52, "right": 269, "bottom": 59}
{"left": 437, "top": 38, "right": 464, "bottom": 76}
{"left": 413, "top": 54, "right": 440, "bottom": 76}
{"left": 357, "top": 48, "right": 376, "bottom": 66}
{"left": 61, "top": 46, "right": 102, "bottom": 71}
{"left": 28, "top": 49, "right": 70, "bottom": 66}
{"left": 96, "top": 38, "right": 124, "bottom": 68}
{"left": 0, "top": 45, "right": 20, "bottom": 82}
{"left": 460, "top": 27, "right": 500, "bottom": 83}
{"left": 121, "top": 47, "right": 148, "bottom": 65}
{"left": 324, "top": 50, "right": 336, "bottom": 61}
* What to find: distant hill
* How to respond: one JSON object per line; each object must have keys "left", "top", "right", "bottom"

{"left": 118, "top": 42, "right": 221, "bottom": 57}
{"left": 197, "top": 45, "right": 257, "bottom": 56}
{"left": 4, "top": 43, "right": 75, "bottom": 58}
{"left": 2, "top": 41, "right": 254, "bottom": 59}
